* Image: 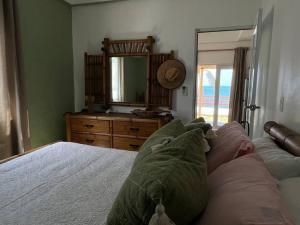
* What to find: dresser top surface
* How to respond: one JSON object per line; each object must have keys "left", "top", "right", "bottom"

{"left": 65, "top": 112, "right": 168, "bottom": 122}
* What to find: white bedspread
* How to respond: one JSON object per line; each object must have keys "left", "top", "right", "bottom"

{"left": 0, "top": 142, "right": 137, "bottom": 225}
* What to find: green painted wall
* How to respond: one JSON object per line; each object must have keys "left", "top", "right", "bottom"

{"left": 16, "top": 0, "right": 74, "bottom": 148}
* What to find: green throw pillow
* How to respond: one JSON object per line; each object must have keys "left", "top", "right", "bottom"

{"left": 132, "top": 119, "right": 185, "bottom": 168}
{"left": 185, "top": 122, "right": 212, "bottom": 134}
{"left": 190, "top": 117, "right": 206, "bottom": 123}
{"left": 107, "top": 129, "right": 208, "bottom": 225}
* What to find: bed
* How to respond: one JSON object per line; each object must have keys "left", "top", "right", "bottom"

{"left": 0, "top": 121, "right": 300, "bottom": 225}
{"left": 254, "top": 121, "right": 300, "bottom": 225}
{"left": 0, "top": 143, "right": 137, "bottom": 225}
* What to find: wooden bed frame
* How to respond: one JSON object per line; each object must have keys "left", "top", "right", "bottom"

{"left": 0, "top": 142, "right": 61, "bottom": 164}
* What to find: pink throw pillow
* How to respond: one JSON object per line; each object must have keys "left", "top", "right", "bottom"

{"left": 196, "top": 154, "right": 295, "bottom": 225}
{"left": 207, "top": 121, "right": 254, "bottom": 174}
{"left": 216, "top": 121, "right": 246, "bottom": 136}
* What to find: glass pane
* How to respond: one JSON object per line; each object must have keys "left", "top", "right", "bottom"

{"left": 196, "top": 65, "right": 216, "bottom": 125}
{"left": 217, "top": 68, "right": 233, "bottom": 127}
{"left": 111, "top": 57, "right": 123, "bottom": 102}
{"left": 111, "top": 56, "right": 147, "bottom": 103}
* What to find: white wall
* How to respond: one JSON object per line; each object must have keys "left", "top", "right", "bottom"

{"left": 258, "top": 0, "right": 300, "bottom": 134}
{"left": 72, "top": 0, "right": 262, "bottom": 122}
{"left": 198, "top": 40, "right": 251, "bottom": 65}
{"left": 199, "top": 51, "right": 234, "bottom": 65}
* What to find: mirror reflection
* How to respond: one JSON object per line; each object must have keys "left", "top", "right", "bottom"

{"left": 111, "top": 56, "right": 147, "bottom": 104}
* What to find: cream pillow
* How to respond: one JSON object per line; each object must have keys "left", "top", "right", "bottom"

{"left": 253, "top": 137, "right": 300, "bottom": 180}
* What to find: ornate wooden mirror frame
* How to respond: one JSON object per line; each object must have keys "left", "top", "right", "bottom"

{"left": 85, "top": 36, "right": 175, "bottom": 111}
{"left": 102, "top": 36, "right": 155, "bottom": 108}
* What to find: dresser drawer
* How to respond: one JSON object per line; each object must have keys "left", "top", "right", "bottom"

{"left": 71, "top": 133, "right": 111, "bottom": 147}
{"left": 113, "top": 121, "right": 158, "bottom": 138}
{"left": 70, "top": 118, "right": 110, "bottom": 134}
{"left": 113, "top": 137, "right": 145, "bottom": 151}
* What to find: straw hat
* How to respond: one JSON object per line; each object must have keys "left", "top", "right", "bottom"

{"left": 157, "top": 59, "right": 186, "bottom": 90}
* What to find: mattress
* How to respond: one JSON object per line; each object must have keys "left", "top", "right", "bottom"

{"left": 253, "top": 137, "right": 300, "bottom": 224}
{"left": 0, "top": 142, "right": 137, "bottom": 225}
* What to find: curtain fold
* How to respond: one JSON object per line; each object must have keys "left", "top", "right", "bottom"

{"left": 0, "top": 0, "right": 30, "bottom": 160}
{"left": 229, "top": 47, "right": 248, "bottom": 123}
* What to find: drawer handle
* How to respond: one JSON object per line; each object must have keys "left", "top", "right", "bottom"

{"left": 130, "top": 127, "right": 140, "bottom": 132}
{"left": 86, "top": 139, "right": 95, "bottom": 144}
{"left": 129, "top": 144, "right": 140, "bottom": 149}
{"left": 85, "top": 124, "right": 94, "bottom": 129}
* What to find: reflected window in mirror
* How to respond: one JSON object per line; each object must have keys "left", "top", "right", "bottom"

{"left": 111, "top": 57, "right": 124, "bottom": 102}
{"left": 110, "top": 56, "right": 147, "bottom": 104}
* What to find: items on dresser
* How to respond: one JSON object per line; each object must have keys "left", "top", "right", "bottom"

{"left": 65, "top": 112, "right": 171, "bottom": 151}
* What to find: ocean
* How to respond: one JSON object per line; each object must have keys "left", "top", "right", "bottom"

{"left": 203, "top": 86, "right": 231, "bottom": 96}
{"left": 201, "top": 86, "right": 231, "bottom": 109}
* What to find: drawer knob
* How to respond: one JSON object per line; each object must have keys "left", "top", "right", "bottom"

{"left": 130, "top": 127, "right": 140, "bottom": 132}
{"left": 129, "top": 144, "right": 140, "bottom": 149}
{"left": 86, "top": 139, "right": 95, "bottom": 144}
{"left": 85, "top": 124, "right": 94, "bottom": 129}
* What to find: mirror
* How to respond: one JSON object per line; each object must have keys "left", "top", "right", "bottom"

{"left": 110, "top": 56, "right": 147, "bottom": 104}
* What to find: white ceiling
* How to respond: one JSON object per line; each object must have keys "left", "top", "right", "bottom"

{"left": 64, "top": 0, "right": 120, "bottom": 5}
{"left": 198, "top": 30, "right": 254, "bottom": 44}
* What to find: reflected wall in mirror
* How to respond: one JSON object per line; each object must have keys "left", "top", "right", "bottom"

{"left": 110, "top": 56, "right": 147, "bottom": 104}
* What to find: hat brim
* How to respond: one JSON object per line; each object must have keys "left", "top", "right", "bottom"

{"left": 157, "top": 59, "right": 186, "bottom": 90}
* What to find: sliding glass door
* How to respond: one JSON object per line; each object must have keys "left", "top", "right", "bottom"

{"left": 196, "top": 65, "right": 233, "bottom": 129}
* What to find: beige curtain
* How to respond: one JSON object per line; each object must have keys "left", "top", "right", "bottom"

{"left": 229, "top": 47, "right": 248, "bottom": 122}
{"left": 0, "top": 0, "right": 30, "bottom": 160}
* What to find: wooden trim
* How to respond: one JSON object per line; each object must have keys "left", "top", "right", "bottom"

{"left": 65, "top": 113, "right": 171, "bottom": 151}
{"left": 65, "top": 113, "right": 72, "bottom": 141}
{"left": 108, "top": 52, "right": 149, "bottom": 57}
{"left": 102, "top": 36, "right": 155, "bottom": 108}
{"left": 112, "top": 134, "right": 148, "bottom": 140}
{"left": 106, "top": 37, "right": 154, "bottom": 56}
{"left": 100, "top": 36, "right": 176, "bottom": 109}
{"left": 109, "top": 120, "right": 113, "bottom": 147}
{"left": 168, "top": 51, "right": 175, "bottom": 109}
{"left": 84, "top": 53, "right": 105, "bottom": 108}
{"left": 109, "top": 38, "right": 149, "bottom": 44}
{"left": 66, "top": 113, "right": 97, "bottom": 120}
{"left": 0, "top": 142, "right": 61, "bottom": 164}
{"left": 148, "top": 51, "right": 174, "bottom": 109}
{"left": 109, "top": 102, "right": 146, "bottom": 107}
{"left": 66, "top": 112, "right": 164, "bottom": 122}
{"left": 146, "top": 36, "right": 153, "bottom": 109}
{"left": 71, "top": 131, "right": 111, "bottom": 136}
{"left": 102, "top": 38, "right": 110, "bottom": 107}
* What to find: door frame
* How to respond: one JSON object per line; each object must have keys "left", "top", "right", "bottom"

{"left": 247, "top": 9, "right": 263, "bottom": 138}
{"left": 193, "top": 25, "right": 254, "bottom": 120}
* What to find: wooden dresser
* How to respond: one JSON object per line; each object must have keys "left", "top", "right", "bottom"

{"left": 65, "top": 112, "right": 170, "bottom": 151}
